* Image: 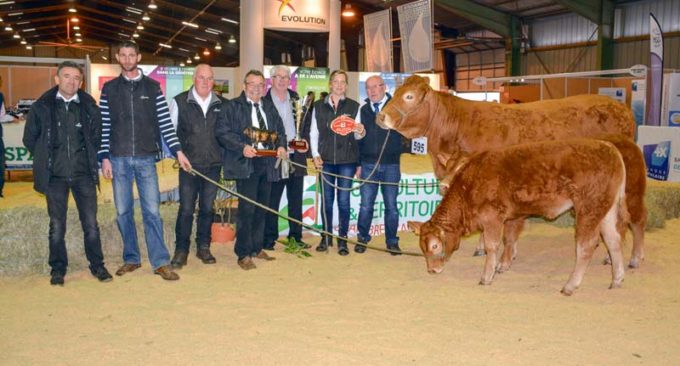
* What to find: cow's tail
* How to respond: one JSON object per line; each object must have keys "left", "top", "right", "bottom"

{"left": 614, "top": 152, "right": 630, "bottom": 240}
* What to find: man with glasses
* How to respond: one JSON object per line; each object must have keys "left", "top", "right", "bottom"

{"left": 262, "top": 65, "right": 312, "bottom": 251}
{"left": 355, "top": 75, "right": 405, "bottom": 255}
{"left": 216, "top": 70, "right": 287, "bottom": 270}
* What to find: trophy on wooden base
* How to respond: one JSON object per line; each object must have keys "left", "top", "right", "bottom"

{"left": 288, "top": 92, "right": 315, "bottom": 152}
{"left": 243, "top": 127, "right": 279, "bottom": 157}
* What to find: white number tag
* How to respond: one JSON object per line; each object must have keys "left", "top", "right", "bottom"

{"left": 411, "top": 137, "right": 428, "bottom": 155}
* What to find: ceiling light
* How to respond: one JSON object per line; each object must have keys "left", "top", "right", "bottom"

{"left": 142, "top": 12, "right": 150, "bottom": 21}
{"left": 178, "top": 47, "right": 189, "bottom": 52}
{"left": 0, "top": 17, "right": 3, "bottom": 22}
{"left": 137, "top": 24, "right": 144, "bottom": 30}
{"left": 17, "top": 21, "right": 29, "bottom": 25}
{"left": 8, "top": 12, "right": 22, "bottom": 16}
{"left": 125, "top": 6, "right": 142, "bottom": 15}
{"left": 159, "top": 43, "right": 172, "bottom": 49}
{"left": 73, "top": 26, "right": 80, "bottom": 30}
{"left": 102, "top": 56, "right": 108, "bottom": 60}
{"left": 179, "top": 62, "right": 185, "bottom": 67}
{"left": 4, "top": 26, "right": 12, "bottom": 31}
{"left": 202, "top": 48, "right": 210, "bottom": 56}
{"left": 205, "top": 28, "right": 221, "bottom": 35}
{"left": 0, "top": 1, "right": 16, "bottom": 5}
{"left": 228, "top": 34, "right": 236, "bottom": 44}
{"left": 182, "top": 21, "right": 198, "bottom": 28}
{"left": 221, "top": 17, "right": 238, "bottom": 24}
{"left": 117, "top": 32, "right": 129, "bottom": 37}
{"left": 22, "top": 28, "right": 35, "bottom": 32}
{"left": 194, "top": 53, "right": 200, "bottom": 60}
{"left": 148, "top": 0, "right": 157, "bottom": 10}
{"left": 76, "top": 38, "right": 82, "bottom": 42}
{"left": 186, "top": 58, "right": 192, "bottom": 64}
{"left": 215, "top": 42, "right": 221, "bottom": 50}
{"left": 195, "top": 37, "right": 207, "bottom": 42}
{"left": 70, "top": 17, "right": 79, "bottom": 22}
{"left": 122, "top": 18, "right": 136, "bottom": 24}
{"left": 75, "top": 32, "right": 81, "bottom": 37}
{"left": 68, "top": 7, "right": 77, "bottom": 13}
{"left": 133, "top": 32, "right": 139, "bottom": 38}
{"left": 13, "top": 32, "right": 20, "bottom": 39}
{"left": 342, "top": 4, "right": 355, "bottom": 17}
{"left": 20, "top": 39, "right": 26, "bottom": 44}
{"left": 26, "top": 45, "right": 32, "bottom": 50}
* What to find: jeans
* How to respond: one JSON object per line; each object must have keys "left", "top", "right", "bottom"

{"left": 234, "top": 159, "right": 271, "bottom": 260}
{"left": 264, "top": 175, "right": 304, "bottom": 246}
{"left": 320, "top": 163, "right": 356, "bottom": 241}
{"left": 175, "top": 166, "right": 220, "bottom": 253}
{"left": 357, "top": 163, "right": 401, "bottom": 246}
{"left": 46, "top": 176, "right": 104, "bottom": 275}
{"left": 111, "top": 156, "right": 170, "bottom": 270}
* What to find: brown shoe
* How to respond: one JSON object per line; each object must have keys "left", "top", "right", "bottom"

{"left": 154, "top": 265, "right": 180, "bottom": 281}
{"left": 254, "top": 250, "right": 276, "bottom": 261}
{"left": 115, "top": 263, "right": 141, "bottom": 276}
{"left": 237, "top": 257, "right": 256, "bottom": 270}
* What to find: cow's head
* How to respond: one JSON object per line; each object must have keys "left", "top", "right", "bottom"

{"left": 408, "top": 220, "right": 462, "bottom": 274}
{"left": 377, "top": 75, "right": 432, "bottom": 138}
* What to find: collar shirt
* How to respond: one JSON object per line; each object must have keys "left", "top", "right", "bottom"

{"left": 271, "top": 91, "right": 296, "bottom": 144}
{"left": 123, "top": 68, "right": 143, "bottom": 82}
{"left": 370, "top": 94, "right": 389, "bottom": 113}
{"left": 247, "top": 97, "right": 268, "bottom": 149}
{"left": 191, "top": 87, "right": 212, "bottom": 117}
{"left": 56, "top": 91, "right": 80, "bottom": 110}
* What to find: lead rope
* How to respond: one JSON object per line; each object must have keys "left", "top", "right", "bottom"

{"left": 188, "top": 168, "right": 424, "bottom": 257}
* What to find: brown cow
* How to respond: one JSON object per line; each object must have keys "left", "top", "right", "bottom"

{"left": 378, "top": 75, "right": 644, "bottom": 267}
{"left": 439, "top": 134, "right": 647, "bottom": 269}
{"left": 408, "top": 139, "right": 629, "bottom": 296}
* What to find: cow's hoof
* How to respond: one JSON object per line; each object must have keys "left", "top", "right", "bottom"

{"left": 602, "top": 256, "right": 612, "bottom": 266}
{"left": 628, "top": 258, "right": 641, "bottom": 269}
{"left": 609, "top": 281, "right": 623, "bottom": 289}
{"left": 560, "top": 287, "right": 574, "bottom": 296}
{"left": 478, "top": 279, "right": 493, "bottom": 286}
{"left": 472, "top": 249, "right": 486, "bottom": 257}
{"left": 495, "top": 264, "right": 510, "bottom": 273}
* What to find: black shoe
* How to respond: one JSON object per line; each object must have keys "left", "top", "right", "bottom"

{"left": 91, "top": 266, "right": 113, "bottom": 282}
{"left": 387, "top": 244, "right": 402, "bottom": 256}
{"left": 262, "top": 244, "right": 276, "bottom": 251}
{"left": 171, "top": 251, "right": 189, "bottom": 269}
{"left": 50, "top": 272, "right": 65, "bottom": 286}
{"left": 196, "top": 247, "right": 216, "bottom": 264}
{"left": 316, "top": 237, "right": 331, "bottom": 252}
{"left": 338, "top": 240, "right": 349, "bottom": 256}
{"left": 355, "top": 240, "right": 367, "bottom": 253}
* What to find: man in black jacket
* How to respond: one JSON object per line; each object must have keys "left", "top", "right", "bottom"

{"left": 356, "top": 75, "right": 405, "bottom": 255}
{"left": 23, "top": 61, "right": 112, "bottom": 286}
{"left": 262, "top": 65, "right": 312, "bottom": 250}
{"left": 169, "top": 64, "right": 225, "bottom": 269}
{"left": 216, "top": 70, "right": 287, "bottom": 270}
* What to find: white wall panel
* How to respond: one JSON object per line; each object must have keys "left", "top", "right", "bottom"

{"left": 615, "top": 0, "right": 680, "bottom": 38}
{"left": 531, "top": 14, "right": 597, "bottom": 47}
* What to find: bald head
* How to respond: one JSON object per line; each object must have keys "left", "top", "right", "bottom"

{"left": 193, "top": 64, "right": 215, "bottom": 99}
{"left": 365, "top": 75, "right": 386, "bottom": 104}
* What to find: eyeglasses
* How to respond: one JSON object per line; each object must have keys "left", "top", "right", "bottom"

{"left": 272, "top": 75, "right": 290, "bottom": 80}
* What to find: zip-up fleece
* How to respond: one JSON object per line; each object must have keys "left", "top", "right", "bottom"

{"left": 174, "top": 88, "right": 224, "bottom": 168}
{"left": 313, "top": 96, "right": 360, "bottom": 165}
{"left": 98, "top": 73, "right": 180, "bottom": 160}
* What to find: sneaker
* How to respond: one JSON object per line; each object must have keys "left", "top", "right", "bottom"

{"left": 92, "top": 266, "right": 113, "bottom": 282}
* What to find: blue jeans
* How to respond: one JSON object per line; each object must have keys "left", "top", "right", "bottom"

{"left": 111, "top": 156, "right": 170, "bottom": 270}
{"left": 357, "top": 163, "right": 401, "bottom": 246}
{"left": 320, "top": 163, "right": 356, "bottom": 240}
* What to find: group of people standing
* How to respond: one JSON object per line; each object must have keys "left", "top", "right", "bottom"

{"left": 22, "top": 40, "right": 405, "bottom": 286}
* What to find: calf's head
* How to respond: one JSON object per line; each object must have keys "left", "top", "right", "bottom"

{"left": 377, "top": 75, "right": 432, "bottom": 138}
{"left": 408, "top": 220, "right": 461, "bottom": 274}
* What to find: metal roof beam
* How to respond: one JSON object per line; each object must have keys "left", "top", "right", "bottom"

{"left": 436, "top": 0, "right": 512, "bottom": 38}
{"left": 554, "top": 0, "right": 614, "bottom": 70}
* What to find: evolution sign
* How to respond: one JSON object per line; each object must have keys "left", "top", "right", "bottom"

{"left": 264, "top": 0, "right": 330, "bottom": 32}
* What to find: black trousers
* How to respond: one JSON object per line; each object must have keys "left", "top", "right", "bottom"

{"left": 46, "top": 176, "right": 104, "bottom": 275}
{"left": 234, "top": 159, "right": 271, "bottom": 260}
{"left": 264, "top": 175, "right": 304, "bottom": 246}
{"left": 174, "top": 166, "right": 221, "bottom": 253}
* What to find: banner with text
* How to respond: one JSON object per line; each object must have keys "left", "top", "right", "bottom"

{"left": 397, "top": 0, "right": 433, "bottom": 73}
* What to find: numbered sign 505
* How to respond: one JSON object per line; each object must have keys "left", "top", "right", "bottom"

{"left": 411, "top": 137, "right": 428, "bottom": 155}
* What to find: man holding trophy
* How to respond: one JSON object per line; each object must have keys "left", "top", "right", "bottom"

{"left": 262, "top": 65, "right": 314, "bottom": 250}
{"left": 215, "top": 70, "right": 287, "bottom": 270}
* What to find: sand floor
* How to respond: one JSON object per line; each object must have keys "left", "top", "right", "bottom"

{"left": 1, "top": 217, "right": 679, "bottom": 365}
